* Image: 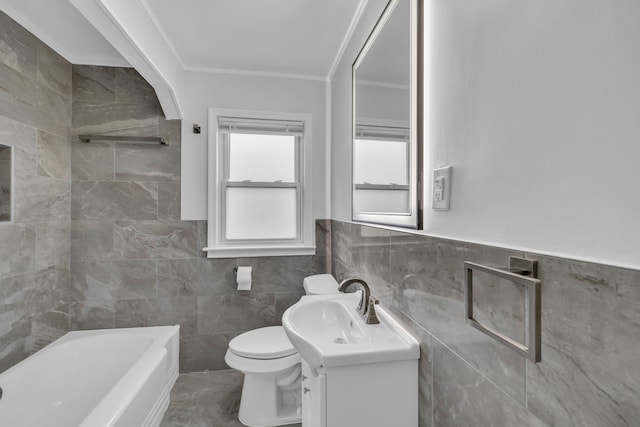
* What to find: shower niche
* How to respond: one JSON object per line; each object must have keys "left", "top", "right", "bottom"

{"left": 0, "top": 143, "right": 13, "bottom": 222}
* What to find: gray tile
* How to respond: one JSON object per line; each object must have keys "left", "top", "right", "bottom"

{"left": 157, "top": 258, "right": 237, "bottom": 297}
{"left": 37, "top": 129, "right": 70, "bottom": 180}
{"left": 13, "top": 175, "right": 70, "bottom": 223}
{"left": 159, "top": 118, "right": 182, "bottom": 146}
{"left": 69, "top": 299, "right": 115, "bottom": 330}
{"left": 72, "top": 65, "right": 115, "bottom": 102}
{"left": 70, "top": 220, "right": 114, "bottom": 261}
{"left": 71, "top": 101, "right": 118, "bottom": 136}
{"left": 0, "top": 223, "right": 36, "bottom": 278}
{"left": 237, "top": 255, "right": 316, "bottom": 294}
{"left": 36, "top": 222, "right": 70, "bottom": 269}
{"left": 71, "top": 181, "right": 158, "bottom": 220}
{"left": 0, "top": 60, "right": 70, "bottom": 138}
{"left": 161, "top": 371, "right": 244, "bottom": 427}
{"left": 115, "top": 297, "right": 197, "bottom": 335}
{"left": 158, "top": 182, "right": 181, "bottom": 220}
{"left": 0, "top": 116, "right": 37, "bottom": 177}
{"left": 330, "top": 219, "right": 354, "bottom": 267}
{"left": 0, "top": 320, "right": 30, "bottom": 374}
{"left": 432, "top": 342, "right": 546, "bottom": 427}
{"left": 196, "top": 221, "right": 208, "bottom": 258}
{"left": 71, "top": 140, "right": 114, "bottom": 181}
{"left": 72, "top": 102, "right": 158, "bottom": 138}
{"left": 115, "top": 67, "right": 158, "bottom": 104}
{"left": 275, "top": 291, "right": 305, "bottom": 323}
{"left": 113, "top": 221, "right": 198, "bottom": 260}
{"left": 28, "top": 301, "right": 69, "bottom": 353}
{"left": 180, "top": 333, "right": 240, "bottom": 373}
{"left": 525, "top": 254, "right": 640, "bottom": 427}
{"left": 111, "top": 259, "right": 158, "bottom": 299}
{"left": 36, "top": 41, "right": 71, "bottom": 97}
{"left": 387, "top": 231, "right": 528, "bottom": 404}
{"left": 0, "top": 12, "right": 37, "bottom": 79}
{"left": 23, "top": 266, "right": 70, "bottom": 337}
{"left": 315, "top": 219, "right": 332, "bottom": 258}
{"left": 115, "top": 143, "right": 180, "bottom": 181}
{"left": 197, "top": 293, "right": 276, "bottom": 334}
{"left": 70, "top": 260, "right": 114, "bottom": 300}
{"left": 71, "top": 259, "right": 157, "bottom": 301}
{"left": 390, "top": 309, "right": 433, "bottom": 427}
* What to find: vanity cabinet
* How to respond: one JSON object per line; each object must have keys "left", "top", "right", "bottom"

{"left": 301, "top": 359, "right": 418, "bottom": 427}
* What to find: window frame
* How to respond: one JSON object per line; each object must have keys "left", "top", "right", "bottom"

{"left": 205, "top": 108, "right": 315, "bottom": 258}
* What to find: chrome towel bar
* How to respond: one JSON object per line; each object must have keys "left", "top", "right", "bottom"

{"left": 464, "top": 256, "right": 541, "bottom": 362}
{"left": 79, "top": 134, "right": 168, "bottom": 145}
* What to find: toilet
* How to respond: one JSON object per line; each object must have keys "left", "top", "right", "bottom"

{"left": 224, "top": 274, "right": 339, "bottom": 427}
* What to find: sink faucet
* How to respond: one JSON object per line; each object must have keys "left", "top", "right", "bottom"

{"left": 338, "top": 278, "right": 380, "bottom": 324}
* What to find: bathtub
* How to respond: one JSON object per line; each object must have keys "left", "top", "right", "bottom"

{"left": 0, "top": 325, "right": 179, "bottom": 427}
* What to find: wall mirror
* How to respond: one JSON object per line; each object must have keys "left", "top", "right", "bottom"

{"left": 352, "top": 0, "right": 421, "bottom": 229}
{"left": 0, "top": 143, "right": 13, "bottom": 222}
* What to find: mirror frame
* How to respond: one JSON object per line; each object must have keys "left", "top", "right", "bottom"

{"left": 352, "top": 0, "right": 422, "bottom": 229}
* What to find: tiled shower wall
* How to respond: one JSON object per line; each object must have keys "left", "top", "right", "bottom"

{"left": 69, "top": 64, "right": 326, "bottom": 372}
{"left": 0, "top": 12, "right": 72, "bottom": 372}
{"left": 0, "top": 13, "right": 326, "bottom": 373}
{"left": 328, "top": 220, "right": 640, "bottom": 427}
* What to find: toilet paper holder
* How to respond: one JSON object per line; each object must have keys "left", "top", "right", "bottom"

{"left": 234, "top": 266, "right": 253, "bottom": 291}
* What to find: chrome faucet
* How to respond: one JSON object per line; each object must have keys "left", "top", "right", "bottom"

{"left": 338, "top": 278, "right": 380, "bottom": 324}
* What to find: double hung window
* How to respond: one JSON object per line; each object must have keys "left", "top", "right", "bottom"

{"left": 206, "top": 110, "right": 313, "bottom": 257}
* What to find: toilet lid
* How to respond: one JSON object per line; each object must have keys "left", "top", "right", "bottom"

{"left": 228, "top": 326, "right": 297, "bottom": 360}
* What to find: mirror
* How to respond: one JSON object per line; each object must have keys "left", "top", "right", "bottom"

{"left": 0, "top": 143, "right": 12, "bottom": 222}
{"left": 352, "top": 0, "right": 421, "bottom": 228}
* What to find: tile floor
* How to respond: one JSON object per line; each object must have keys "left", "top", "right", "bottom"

{"left": 160, "top": 370, "right": 302, "bottom": 427}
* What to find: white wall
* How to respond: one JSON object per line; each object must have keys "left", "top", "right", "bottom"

{"left": 332, "top": 0, "right": 640, "bottom": 269}
{"left": 181, "top": 71, "right": 328, "bottom": 223}
{"left": 331, "top": 0, "right": 390, "bottom": 221}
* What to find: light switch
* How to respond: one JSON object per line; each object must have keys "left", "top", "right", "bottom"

{"left": 432, "top": 166, "right": 452, "bottom": 210}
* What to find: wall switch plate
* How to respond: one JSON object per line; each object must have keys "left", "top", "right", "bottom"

{"left": 432, "top": 166, "right": 452, "bottom": 210}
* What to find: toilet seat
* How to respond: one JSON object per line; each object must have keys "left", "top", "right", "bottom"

{"left": 228, "top": 326, "right": 296, "bottom": 360}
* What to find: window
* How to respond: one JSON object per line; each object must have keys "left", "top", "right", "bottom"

{"left": 205, "top": 109, "right": 314, "bottom": 258}
{"left": 353, "top": 124, "right": 410, "bottom": 214}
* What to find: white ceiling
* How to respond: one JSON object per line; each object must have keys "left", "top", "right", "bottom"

{"left": 1, "top": 0, "right": 365, "bottom": 80}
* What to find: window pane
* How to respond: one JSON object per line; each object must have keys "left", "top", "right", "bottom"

{"left": 229, "top": 133, "right": 296, "bottom": 182}
{"left": 354, "top": 189, "right": 410, "bottom": 214}
{"left": 226, "top": 187, "right": 297, "bottom": 240}
{"left": 354, "top": 139, "right": 408, "bottom": 185}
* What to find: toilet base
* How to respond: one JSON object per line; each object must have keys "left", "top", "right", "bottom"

{"left": 238, "top": 372, "right": 302, "bottom": 427}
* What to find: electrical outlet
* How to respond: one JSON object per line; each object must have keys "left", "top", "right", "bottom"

{"left": 432, "top": 166, "right": 452, "bottom": 210}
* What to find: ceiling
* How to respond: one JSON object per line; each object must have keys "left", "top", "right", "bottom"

{"left": 0, "top": 0, "right": 365, "bottom": 80}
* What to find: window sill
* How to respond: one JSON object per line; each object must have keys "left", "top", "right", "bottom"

{"left": 203, "top": 244, "right": 316, "bottom": 258}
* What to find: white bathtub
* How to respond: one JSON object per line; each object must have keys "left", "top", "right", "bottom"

{"left": 0, "top": 325, "right": 179, "bottom": 427}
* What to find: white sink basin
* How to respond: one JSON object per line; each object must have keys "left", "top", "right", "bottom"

{"left": 282, "top": 294, "right": 419, "bottom": 370}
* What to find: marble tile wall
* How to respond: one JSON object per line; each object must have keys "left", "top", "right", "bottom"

{"left": 0, "top": 12, "right": 72, "bottom": 373}
{"left": 328, "top": 220, "right": 640, "bottom": 427}
{"left": 69, "top": 65, "right": 326, "bottom": 372}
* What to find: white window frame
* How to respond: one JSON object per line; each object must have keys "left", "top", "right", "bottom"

{"left": 205, "top": 108, "right": 315, "bottom": 258}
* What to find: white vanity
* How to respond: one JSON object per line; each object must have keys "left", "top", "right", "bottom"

{"left": 282, "top": 294, "right": 420, "bottom": 427}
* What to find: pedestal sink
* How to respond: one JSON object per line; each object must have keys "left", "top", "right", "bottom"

{"left": 282, "top": 293, "right": 420, "bottom": 427}
{"left": 282, "top": 294, "right": 419, "bottom": 370}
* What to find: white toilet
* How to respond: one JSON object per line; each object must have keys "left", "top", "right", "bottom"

{"left": 224, "top": 274, "right": 339, "bottom": 427}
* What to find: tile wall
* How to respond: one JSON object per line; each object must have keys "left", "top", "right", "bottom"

{"left": 68, "top": 64, "right": 326, "bottom": 372}
{"left": 0, "top": 11, "right": 72, "bottom": 372}
{"left": 328, "top": 220, "right": 639, "bottom": 427}
{"left": 0, "top": 12, "right": 326, "bottom": 373}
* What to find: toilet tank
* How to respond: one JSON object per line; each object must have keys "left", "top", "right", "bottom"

{"left": 303, "top": 274, "right": 340, "bottom": 295}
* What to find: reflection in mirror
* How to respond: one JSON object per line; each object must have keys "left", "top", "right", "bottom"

{"left": 353, "top": 0, "right": 421, "bottom": 228}
{"left": 0, "top": 143, "right": 12, "bottom": 222}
